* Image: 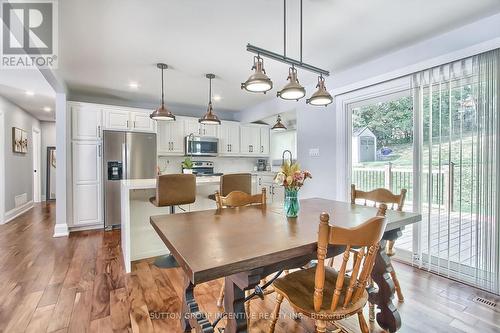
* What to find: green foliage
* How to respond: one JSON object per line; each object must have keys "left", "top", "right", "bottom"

{"left": 182, "top": 157, "right": 193, "bottom": 169}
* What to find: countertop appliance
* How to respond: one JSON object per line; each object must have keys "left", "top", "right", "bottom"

{"left": 185, "top": 135, "right": 218, "bottom": 156}
{"left": 257, "top": 159, "right": 267, "bottom": 171}
{"left": 103, "top": 131, "right": 157, "bottom": 229}
{"left": 191, "top": 161, "right": 223, "bottom": 177}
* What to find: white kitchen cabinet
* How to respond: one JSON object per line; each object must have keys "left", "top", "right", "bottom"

{"left": 158, "top": 119, "right": 185, "bottom": 155}
{"left": 219, "top": 121, "right": 240, "bottom": 155}
{"left": 103, "top": 108, "right": 155, "bottom": 132}
{"left": 260, "top": 126, "right": 270, "bottom": 155}
{"left": 240, "top": 125, "right": 261, "bottom": 155}
{"left": 72, "top": 141, "right": 103, "bottom": 226}
{"left": 131, "top": 111, "right": 155, "bottom": 132}
{"left": 71, "top": 103, "right": 102, "bottom": 141}
{"left": 184, "top": 117, "right": 218, "bottom": 137}
{"left": 104, "top": 108, "right": 130, "bottom": 130}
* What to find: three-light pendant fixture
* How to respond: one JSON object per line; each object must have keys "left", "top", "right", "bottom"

{"left": 241, "top": 0, "right": 333, "bottom": 106}
{"left": 150, "top": 64, "right": 221, "bottom": 125}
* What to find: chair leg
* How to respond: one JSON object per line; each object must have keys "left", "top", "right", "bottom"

{"left": 386, "top": 239, "right": 396, "bottom": 256}
{"left": 368, "top": 278, "right": 375, "bottom": 322}
{"left": 216, "top": 280, "right": 225, "bottom": 308}
{"left": 268, "top": 293, "right": 284, "bottom": 333}
{"left": 315, "top": 320, "right": 327, "bottom": 333}
{"left": 390, "top": 264, "right": 404, "bottom": 302}
{"left": 358, "top": 311, "right": 370, "bottom": 333}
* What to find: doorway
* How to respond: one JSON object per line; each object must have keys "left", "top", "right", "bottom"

{"left": 32, "top": 127, "right": 41, "bottom": 203}
{"left": 46, "top": 147, "right": 56, "bottom": 201}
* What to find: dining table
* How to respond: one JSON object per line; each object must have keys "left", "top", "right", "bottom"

{"left": 150, "top": 198, "right": 421, "bottom": 333}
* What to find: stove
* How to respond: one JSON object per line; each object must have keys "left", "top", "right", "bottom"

{"left": 191, "top": 161, "right": 223, "bottom": 177}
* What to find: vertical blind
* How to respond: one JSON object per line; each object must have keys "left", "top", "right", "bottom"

{"left": 412, "top": 49, "right": 500, "bottom": 293}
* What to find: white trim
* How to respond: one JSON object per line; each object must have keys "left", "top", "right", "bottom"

{"left": 68, "top": 224, "right": 102, "bottom": 232}
{"left": 3, "top": 201, "right": 34, "bottom": 224}
{"left": 53, "top": 222, "right": 69, "bottom": 237}
{"left": 0, "top": 110, "right": 5, "bottom": 224}
{"left": 32, "top": 127, "right": 42, "bottom": 203}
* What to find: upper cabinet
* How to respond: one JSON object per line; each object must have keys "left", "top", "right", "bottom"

{"left": 219, "top": 121, "right": 240, "bottom": 155}
{"left": 71, "top": 103, "right": 102, "bottom": 141}
{"left": 103, "top": 107, "right": 155, "bottom": 133}
{"left": 184, "top": 118, "right": 218, "bottom": 137}
{"left": 157, "top": 119, "right": 185, "bottom": 155}
{"left": 240, "top": 124, "right": 269, "bottom": 156}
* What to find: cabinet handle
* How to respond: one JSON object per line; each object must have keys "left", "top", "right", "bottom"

{"left": 133, "top": 121, "right": 136, "bottom": 128}
{"left": 229, "top": 144, "right": 232, "bottom": 152}
{"left": 126, "top": 120, "right": 129, "bottom": 128}
{"left": 97, "top": 125, "right": 101, "bottom": 138}
{"left": 98, "top": 145, "right": 101, "bottom": 157}
{"left": 169, "top": 142, "right": 172, "bottom": 151}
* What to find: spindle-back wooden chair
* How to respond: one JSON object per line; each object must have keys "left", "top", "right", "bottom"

{"left": 351, "top": 184, "right": 406, "bottom": 305}
{"left": 268, "top": 204, "right": 388, "bottom": 333}
{"left": 215, "top": 188, "right": 267, "bottom": 309}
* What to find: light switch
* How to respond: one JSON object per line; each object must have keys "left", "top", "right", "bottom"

{"left": 309, "top": 148, "right": 320, "bottom": 157}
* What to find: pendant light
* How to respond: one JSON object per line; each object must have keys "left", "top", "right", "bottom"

{"left": 271, "top": 114, "right": 287, "bottom": 131}
{"left": 306, "top": 75, "right": 333, "bottom": 106}
{"left": 150, "top": 63, "right": 176, "bottom": 121}
{"left": 199, "top": 74, "right": 221, "bottom": 125}
{"left": 277, "top": 66, "right": 305, "bottom": 101}
{"left": 241, "top": 55, "right": 273, "bottom": 93}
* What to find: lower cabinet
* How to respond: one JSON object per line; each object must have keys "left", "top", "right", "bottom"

{"left": 72, "top": 141, "right": 103, "bottom": 227}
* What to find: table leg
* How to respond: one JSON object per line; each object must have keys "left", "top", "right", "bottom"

{"left": 223, "top": 272, "right": 261, "bottom": 333}
{"left": 182, "top": 274, "right": 214, "bottom": 333}
{"left": 369, "top": 239, "right": 401, "bottom": 333}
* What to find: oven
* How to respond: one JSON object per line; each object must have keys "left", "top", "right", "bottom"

{"left": 185, "top": 136, "right": 218, "bottom": 156}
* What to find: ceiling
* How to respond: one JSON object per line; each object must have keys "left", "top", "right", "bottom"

{"left": 0, "top": 69, "right": 55, "bottom": 121}
{"left": 50, "top": 0, "right": 500, "bottom": 114}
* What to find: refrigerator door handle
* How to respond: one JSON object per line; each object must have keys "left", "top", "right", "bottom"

{"left": 122, "top": 142, "right": 129, "bottom": 179}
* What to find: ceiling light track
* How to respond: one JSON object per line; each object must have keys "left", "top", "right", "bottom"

{"left": 246, "top": 44, "right": 329, "bottom": 77}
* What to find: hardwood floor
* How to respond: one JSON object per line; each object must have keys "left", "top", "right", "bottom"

{"left": 1, "top": 202, "right": 499, "bottom": 333}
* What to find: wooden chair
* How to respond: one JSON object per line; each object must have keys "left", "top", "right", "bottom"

{"left": 215, "top": 188, "right": 267, "bottom": 308}
{"left": 350, "top": 184, "right": 406, "bottom": 304}
{"left": 268, "top": 204, "right": 388, "bottom": 333}
{"left": 208, "top": 173, "right": 252, "bottom": 201}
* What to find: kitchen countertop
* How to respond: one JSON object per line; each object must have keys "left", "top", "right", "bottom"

{"left": 121, "top": 176, "right": 220, "bottom": 190}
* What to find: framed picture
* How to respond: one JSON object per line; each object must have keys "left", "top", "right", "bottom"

{"left": 12, "top": 127, "right": 28, "bottom": 154}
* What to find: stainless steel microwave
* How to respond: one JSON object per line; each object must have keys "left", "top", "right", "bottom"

{"left": 185, "top": 136, "right": 218, "bottom": 156}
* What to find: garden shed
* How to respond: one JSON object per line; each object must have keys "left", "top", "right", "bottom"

{"left": 352, "top": 127, "right": 377, "bottom": 164}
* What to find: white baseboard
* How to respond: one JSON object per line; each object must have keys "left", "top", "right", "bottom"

{"left": 53, "top": 223, "right": 69, "bottom": 237}
{"left": 3, "top": 201, "right": 33, "bottom": 224}
{"left": 69, "top": 224, "right": 103, "bottom": 232}
{"left": 131, "top": 248, "right": 170, "bottom": 262}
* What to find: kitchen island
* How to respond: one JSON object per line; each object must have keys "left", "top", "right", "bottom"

{"left": 120, "top": 176, "right": 220, "bottom": 272}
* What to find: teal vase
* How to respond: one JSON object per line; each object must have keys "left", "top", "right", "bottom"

{"left": 284, "top": 188, "right": 300, "bottom": 217}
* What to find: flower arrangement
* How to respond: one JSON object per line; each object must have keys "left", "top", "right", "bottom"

{"left": 274, "top": 161, "right": 312, "bottom": 190}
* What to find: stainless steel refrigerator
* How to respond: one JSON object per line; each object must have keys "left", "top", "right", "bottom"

{"left": 103, "top": 131, "right": 157, "bottom": 229}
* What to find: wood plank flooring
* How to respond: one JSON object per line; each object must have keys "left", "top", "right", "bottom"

{"left": 1, "top": 202, "right": 499, "bottom": 332}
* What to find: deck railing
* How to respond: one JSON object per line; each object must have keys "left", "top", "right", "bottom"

{"left": 352, "top": 163, "right": 455, "bottom": 210}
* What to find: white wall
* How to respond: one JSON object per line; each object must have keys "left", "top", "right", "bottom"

{"left": 0, "top": 96, "right": 40, "bottom": 214}
{"left": 0, "top": 110, "right": 4, "bottom": 223}
{"left": 40, "top": 121, "right": 56, "bottom": 200}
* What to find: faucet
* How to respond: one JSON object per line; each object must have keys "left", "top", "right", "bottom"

{"left": 282, "top": 150, "right": 293, "bottom": 165}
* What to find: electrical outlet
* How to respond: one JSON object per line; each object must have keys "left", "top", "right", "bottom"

{"left": 309, "top": 148, "right": 320, "bottom": 157}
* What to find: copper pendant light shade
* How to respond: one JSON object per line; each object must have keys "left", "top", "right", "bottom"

{"left": 306, "top": 75, "right": 333, "bottom": 106}
{"left": 199, "top": 74, "right": 221, "bottom": 125}
{"left": 150, "top": 63, "right": 176, "bottom": 121}
{"left": 271, "top": 114, "right": 287, "bottom": 131}
{"left": 241, "top": 55, "right": 273, "bottom": 93}
{"left": 277, "top": 66, "right": 306, "bottom": 101}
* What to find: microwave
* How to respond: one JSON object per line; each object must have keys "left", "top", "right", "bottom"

{"left": 185, "top": 136, "right": 218, "bottom": 156}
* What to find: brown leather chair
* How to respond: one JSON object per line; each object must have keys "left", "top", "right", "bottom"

{"left": 208, "top": 173, "right": 252, "bottom": 200}
{"left": 150, "top": 174, "right": 196, "bottom": 268}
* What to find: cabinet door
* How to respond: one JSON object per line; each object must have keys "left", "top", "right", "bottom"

{"left": 131, "top": 112, "right": 155, "bottom": 132}
{"left": 184, "top": 118, "right": 201, "bottom": 136}
{"left": 259, "top": 126, "right": 270, "bottom": 155}
{"left": 202, "top": 124, "right": 218, "bottom": 137}
{"left": 73, "top": 142, "right": 102, "bottom": 226}
{"left": 157, "top": 122, "right": 170, "bottom": 154}
{"left": 71, "top": 103, "right": 102, "bottom": 141}
{"left": 240, "top": 126, "right": 260, "bottom": 155}
{"left": 228, "top": 122, "right": 240, "bottom": 154}
{"left": 104, "top": 108, "right": 130, "bottom": 130}
{"left": 169, "top": 120, "right": 185, "bottom": 154}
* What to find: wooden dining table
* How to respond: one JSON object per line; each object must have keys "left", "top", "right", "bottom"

{"left": 150, "top": 198, "right": 421, "bottom": 333}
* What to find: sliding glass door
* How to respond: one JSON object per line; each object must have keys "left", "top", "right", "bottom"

{"left": 349, "top": 49, "right": 500, "bottom": 294}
